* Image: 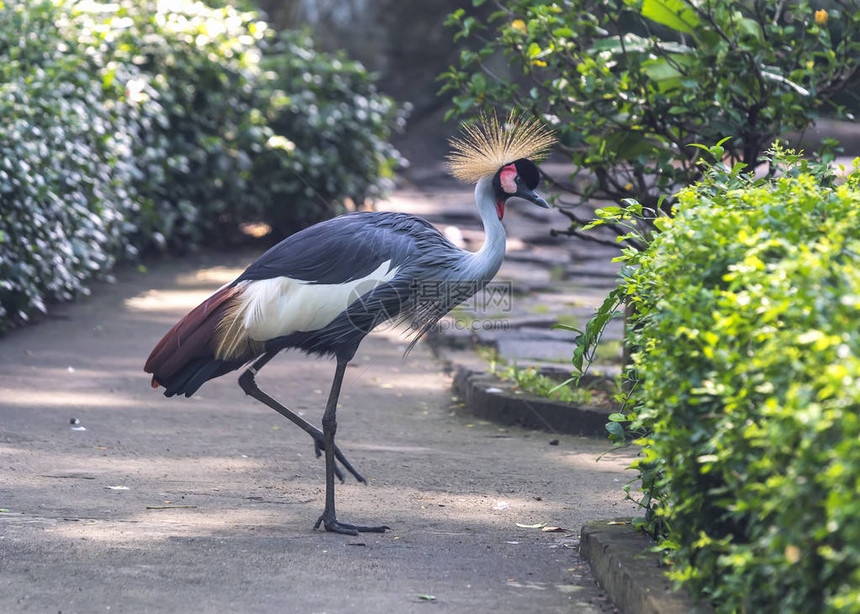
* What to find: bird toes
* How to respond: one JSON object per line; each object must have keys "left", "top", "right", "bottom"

{"left": 314, "top": 514, "right": 390, "bottom": 535}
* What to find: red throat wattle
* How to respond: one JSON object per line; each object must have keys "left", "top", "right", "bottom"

{"left": 496, "top": 163, "right": 517, "bottom": 220}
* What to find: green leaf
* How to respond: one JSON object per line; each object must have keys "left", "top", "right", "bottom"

{"left": 553, "top": 323, "right": 583, "bottom": 334}
{"left": 602, "top": 130, "right": 658, "bottom": 159}
{"left": 641, "top": 54, "right": 695, "bottom": 92}
{"left": 606, "top": 421, "right": 625, "bottom": 438}
{"left": 639, "top": 0, "right": 701, "bottom": 34}
{"left": 446, "top": 9, "right": 465, "bottom": 26}
{"left": 571, "top": 287, "right": 624, "bottom": 375}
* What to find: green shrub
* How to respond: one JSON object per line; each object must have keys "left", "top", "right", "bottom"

{"left": 0, "top": 1, "right": 138, "bottom": 326}
{"left": 73, "top": 0, "right": 273, "bottom": 250}
{"left": 618, "top": 150, "right": 860, "bottom": 612}
{"left": 251, "top": 30, "right": 405, "bottom": 237}
{"left": 74, "top": 1, "right": 404, "bottom": 248}
{"left": 0, "top": 0, "right": 404, "bottom": 333}
{"left": 441, "top": 0, "right": 860, "bottom": 242}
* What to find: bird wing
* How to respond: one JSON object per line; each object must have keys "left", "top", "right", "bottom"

{"left": 236, "top": 212, "right": 443, "bottom": 285}
{"left": 227, "top": 211, "right": 469, "bottom": 351}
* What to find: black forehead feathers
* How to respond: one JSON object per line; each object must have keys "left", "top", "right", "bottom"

{"left": 513, "top": 158, "right": 540, "bottom": 190}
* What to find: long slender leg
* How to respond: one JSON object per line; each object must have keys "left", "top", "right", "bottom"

{"left": 313, "top": 359, "right": 389, "bottom": 535}
{"left": 238, "top": 351, "right": 365, "bottom": 484}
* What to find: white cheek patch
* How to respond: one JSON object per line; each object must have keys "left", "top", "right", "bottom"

{"left": 500, "top": 164, "right": 518, "bottom": 194}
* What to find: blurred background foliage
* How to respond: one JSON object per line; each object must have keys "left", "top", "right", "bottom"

{"left": 250, "top": 0, "right": 493, "bottom": 169}
{"left": 442, "top": 0, "right": 860, "bottom": 242}
{"left": 0, "top": 0, "right": 405, "bottom": 333}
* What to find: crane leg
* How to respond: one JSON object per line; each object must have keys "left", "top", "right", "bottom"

{"left": 238, "top": 352, "right": 366, "bottom": 484}
{"left": 314, "top": 359, "right": 390, "bottom": 535}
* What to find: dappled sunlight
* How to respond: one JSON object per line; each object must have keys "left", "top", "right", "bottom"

{"left": 39, "top": 452, "right": 267, "bottom": 478}
{"left": 176, "top": 266, "right": 245, "bottom": 287}
{"left": 24, "top": 474, "right": 595, "bottom": 547}
{"left": 3, "top": 389, "right": 142, "bottom": 409}
{"left": 348, "top": 443, "right": 437, "bottom": 455}
{"left": 2, "top": 414, "right": 636, "bottom": 547}
{"left": 2, "top": 358, "right": 178, "bottom": 388}
{"left": 125, "top": 265, "right": 245, "bottom": 314}
{"left": 557, "top": 447, "right": 638, "bottom": 474}
{"left": 126, "top": 289, "right": 217, "bottom": 314}
{"left": 344, "top": 369, "right": 445, "bottom": 394}
{"left": 45, "top": 507, "right": 294, "bottom": 544}
{"left": 359, "top": 482, "right": 581, "bottom": 526}
{"left": 367, "top": 324, "right": 425, "bottom": 347}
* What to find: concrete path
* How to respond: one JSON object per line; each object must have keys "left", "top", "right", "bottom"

{"left": 0, "top": 237, "right": 637, "bottom": 614}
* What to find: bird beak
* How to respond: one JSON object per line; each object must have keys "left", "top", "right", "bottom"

{"left": 515, "top": 186, "right": 550, "bottom": 208}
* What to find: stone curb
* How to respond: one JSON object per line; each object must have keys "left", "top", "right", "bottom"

{"left": 580, "top": 520, "right": 714, "bottom": 614}
{"left": 451, "top": 365, "right": 611, "bottom": 437}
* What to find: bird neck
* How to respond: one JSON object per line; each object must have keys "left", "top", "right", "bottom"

{"left": 465, "top": 176, "right": 507, "bottom": 281}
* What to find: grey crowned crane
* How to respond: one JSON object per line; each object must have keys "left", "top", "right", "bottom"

{"left": 144, "top": 114, "right": 556, "bottom": 535}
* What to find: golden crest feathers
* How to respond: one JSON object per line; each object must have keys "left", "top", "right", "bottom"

{"left": 446, "top": 112, "right": 556, "bottom": 183}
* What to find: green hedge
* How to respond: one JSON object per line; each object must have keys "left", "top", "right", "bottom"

{"left": 0, "top": 0, "right": 404, "bottom": 332}
{"left": 0, "top": 0, "right": 137, "bottom": 325}
{"left": 622, "top": 153, "right": 860, "bottom": 612}
{"left": 254, "top": 31, "right": 405, "bottom": 237}
{"left": 442, "top": 0, "right": 860, "bottom": 224}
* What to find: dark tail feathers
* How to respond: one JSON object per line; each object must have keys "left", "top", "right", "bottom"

{"left": 144, "top": 284, "right": 246, "bottom": 397}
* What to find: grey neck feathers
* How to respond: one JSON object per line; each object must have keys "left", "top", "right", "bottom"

{"left": 462, "top": 176, "right": 506, "bottom": 282}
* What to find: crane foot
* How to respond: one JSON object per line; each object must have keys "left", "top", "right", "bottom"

{"left": 313, "top": 436, "right": 366, "bottom": 484}
{"left": 314, "top": 514, "right": 390, "bottom": 536}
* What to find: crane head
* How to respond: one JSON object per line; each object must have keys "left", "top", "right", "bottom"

{"left": 491, "top": 157, "right": 548, "bottom": 220}
{"left": 446, "top": 112, "right": 555, "bottom": 220}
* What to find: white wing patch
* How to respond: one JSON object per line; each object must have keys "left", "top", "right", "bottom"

{"left": 240, "top": 260, "right": 400, "bottom": 342}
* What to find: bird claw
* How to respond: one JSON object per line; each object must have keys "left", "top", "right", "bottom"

{"left": 313, "top": 436, "right": 366, "bottom": 484}
{"left": 313, "top": 513, "right": 390, "bottom": 536}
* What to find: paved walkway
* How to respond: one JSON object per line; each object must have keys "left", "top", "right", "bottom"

{"left": 0, "top": 192, "right": 638, "bottom": 613}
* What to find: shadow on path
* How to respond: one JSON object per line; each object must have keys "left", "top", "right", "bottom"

{"left": 0, "top": 250, "right": 637, "bottom": 613}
